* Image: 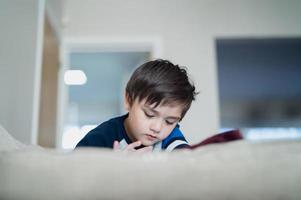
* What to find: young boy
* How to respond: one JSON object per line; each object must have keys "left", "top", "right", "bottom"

{"left": 76, "top": 59, "right": 197, "bottom": 152}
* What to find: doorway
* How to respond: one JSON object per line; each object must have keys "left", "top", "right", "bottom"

{"left": 57, "top": 38, "right": 161, "bottom": 150}
{"left": 62, "top": 52, "right": 150, "bottom": 149}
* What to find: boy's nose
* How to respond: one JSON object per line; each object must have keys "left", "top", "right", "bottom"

{"left": 150, "top": 119, "right": 163, "bottom": 134}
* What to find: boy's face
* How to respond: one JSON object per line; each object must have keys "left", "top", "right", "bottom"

{"left": 124, "top": 96, "right": 183, "bottom": 146}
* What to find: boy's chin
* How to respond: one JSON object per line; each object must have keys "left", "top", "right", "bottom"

{"left": 140, "top": 138, "right": 156, "bottom": 147}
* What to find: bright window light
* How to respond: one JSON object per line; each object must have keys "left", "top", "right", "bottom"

{"left": 62, "top": 124, "right": 97, "bottom": 150}
{"left": 219, "top": 127, "right": 301, "bottom": 142}
{"left": 244, "top": 128, "right": 301, "bottom": 141}
{"left": 62, "top": 126, "right": 81, "bottom": 149}
{"left": 64, "top": 70, "right": 87, "bottom": 85}
{"left": 80, "top": 125, "right": 97, "bottom": 135}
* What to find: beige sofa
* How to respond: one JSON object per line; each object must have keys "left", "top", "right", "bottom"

{"left": 1, "top": 124, "right": 301, "bottom": 200}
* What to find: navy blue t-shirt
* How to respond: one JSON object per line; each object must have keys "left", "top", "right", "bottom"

{"left": 76, "top": 114, "right": 189, "bottom": 152}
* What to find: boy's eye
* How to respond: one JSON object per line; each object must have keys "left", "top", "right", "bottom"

{"left": 144, "top": 111, "right": 155, "bottom": 118}
{"left": 165, "top": 120, "right": 176, "bottom": 125}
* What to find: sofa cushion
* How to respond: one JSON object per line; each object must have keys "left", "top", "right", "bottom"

{"left": 0, "top": 140, "right": 301, "bottom": 200}
{"left": 0, "top": 124, "right": 26, "bottom": 151}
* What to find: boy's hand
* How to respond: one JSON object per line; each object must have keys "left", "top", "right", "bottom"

{"left": 113, "top": 140, "right": 153, "bottom": 153}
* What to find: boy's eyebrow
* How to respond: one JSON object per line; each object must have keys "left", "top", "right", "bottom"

{"left": 144, "top": 105, "right": 181, "bottom": 120}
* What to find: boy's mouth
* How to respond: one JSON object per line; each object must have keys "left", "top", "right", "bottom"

{"left": 145, "top": 134, "right": 157, "bottom": 141}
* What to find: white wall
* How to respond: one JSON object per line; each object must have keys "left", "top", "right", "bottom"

{"left": 0, "top": 0, "right": 45, "bottom": 144}
{"left": 1, "top": 0, "right": 299, "bottom": 144}
{"left": 61, "top": 0, "right": 301, "bottom": 143}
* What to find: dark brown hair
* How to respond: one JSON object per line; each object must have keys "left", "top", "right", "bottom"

{"left": 126, "top": 59, "right": 197, "bottom": 119}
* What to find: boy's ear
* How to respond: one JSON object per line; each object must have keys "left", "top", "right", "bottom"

{"left": 124, "top": 92, "right": 130, "bottom": 111}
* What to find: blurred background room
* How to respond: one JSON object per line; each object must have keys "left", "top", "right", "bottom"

{"left": 0, "top": 0, "right": 301, "bottom": 150}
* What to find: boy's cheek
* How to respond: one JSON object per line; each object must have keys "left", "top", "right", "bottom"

{"left": 159, "top": 130, "right": 173, "bottom": 140}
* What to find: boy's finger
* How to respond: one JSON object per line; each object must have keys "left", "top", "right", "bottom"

{"left": 137, "top": 146, "right": 153, "bottom": 153}
{"left": 125, "top": 141, "right": 141, "bottom": 150}
{"left": 113, "top": 140, "right": 120, "bottom": 150}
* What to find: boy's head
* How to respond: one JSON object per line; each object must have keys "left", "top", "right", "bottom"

{"left": 126, "top": 59, "right": 197, "bottom": 119}
{"left": 124, "top": 59, "right": 197, "bottom": 146}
